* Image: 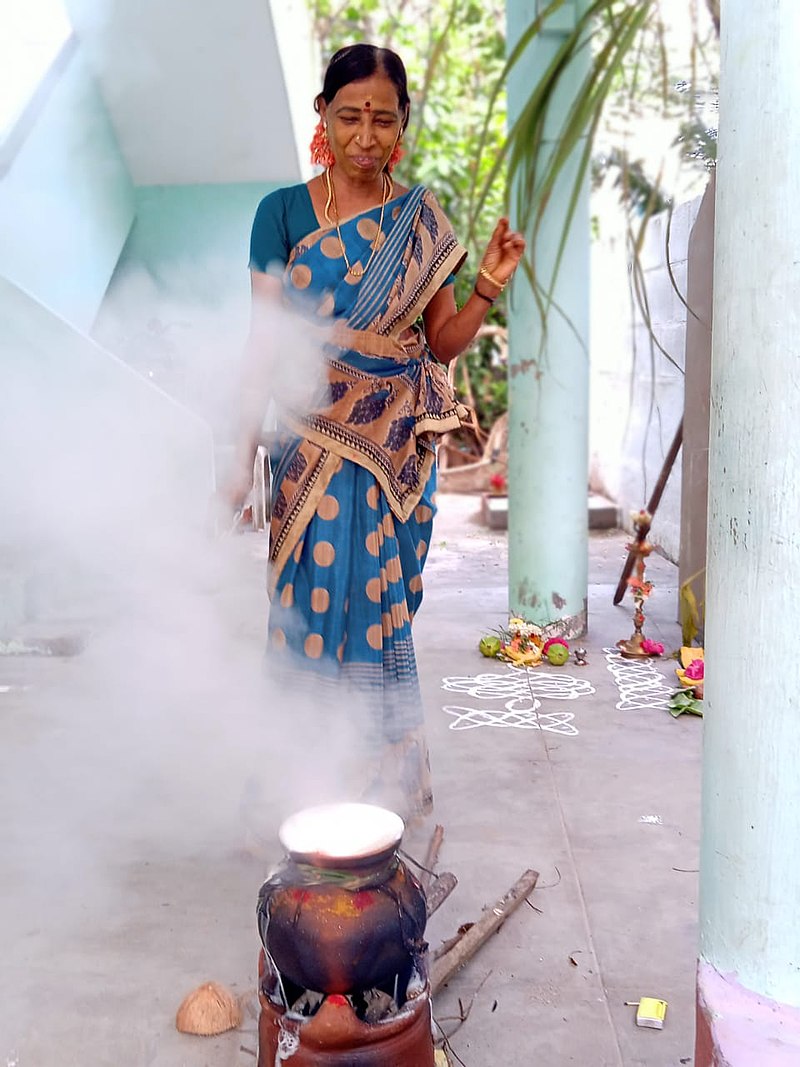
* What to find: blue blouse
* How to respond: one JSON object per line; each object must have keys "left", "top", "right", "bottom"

{"left": 249, "top": 183, "right": 455, "bottom": 287}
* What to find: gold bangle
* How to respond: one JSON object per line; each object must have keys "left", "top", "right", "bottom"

{"left": 479, "top": 265, "right": 506, "bottom": 291}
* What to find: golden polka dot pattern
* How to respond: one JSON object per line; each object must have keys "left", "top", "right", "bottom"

{"left": 416, "top": 540, "right": 428, "bottom": 560}
{"left": 366, "top": 485, "right": 380, "bottom": 509}
{"left": 272, "top": 628, "right": 287, "bottom": 650}
{"left": 291, "top": 264, "right": 312, "bottom": 290}
{"left": 280, "top": 584, "right": 294, "bottom": 608}
{"left": 313, "top": 541, "right": 336, "bottom": 566}
{"left": 382, "top": 512, "right": 395, "bottom": 537}
{"left": 382, "top": 612, "right": 393, "bottom": 637}
{"left": 366, "top": 577, "right": 382, "bottom": 603}
{"left": 304, "top": 633, "right": 324, "bottom": 659}
{"left": 357, "top": 218, "right": 380, "bottom": 241}
{"left": 365, "top": 530, "right": 381, "bottom": 556}
{"left": 415, "top": 505, "right": 434, "bottom": 523}
{"left": 391, "top": 602, "right": 409, "bottom": 628}
{"left": 408, "top": 575, "right": 423, "bottom": 594}
{"left": 366, "top": 624, "right": 383, "bottom": 650}
{"left": 321, "top": 236, "right": 343, "bottom": 259}
{"left": 293, "top": 540, "right": 305, "bottom": 563}
{"left": 318, "top": 495, "right": 340, "bottom": 520}
{"left": 385, "top": 556, "right": 402, "bottom": 583}
{"left": 318, "top": 292, "right": 335, "bottom": 317}
{"left": 311, "top": 588, "right": 330, "bottom": 613}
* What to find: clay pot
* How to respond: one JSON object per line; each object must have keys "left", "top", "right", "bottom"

{"left": 257, "top": 857, "right": 426, "bottom": 996}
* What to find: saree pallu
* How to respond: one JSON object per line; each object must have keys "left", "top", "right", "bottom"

{"left": 266, "top": 185, "right": 467, "bottom": 818}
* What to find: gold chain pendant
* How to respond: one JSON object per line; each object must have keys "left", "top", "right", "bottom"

{"left": 325, "top": 168, "right": 390, "bottom": 280}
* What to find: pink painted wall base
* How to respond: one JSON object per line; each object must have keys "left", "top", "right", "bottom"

{"left": 696, "top": 961, "right": 800, "bottom": 1066}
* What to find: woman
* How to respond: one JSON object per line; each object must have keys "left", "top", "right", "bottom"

{"left": 229, "top": 43, "right": 524, "bottom": 819}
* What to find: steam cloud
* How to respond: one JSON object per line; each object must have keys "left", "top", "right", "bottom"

{"left": 0, "top": 276, "right": 372, "bottom": 1060}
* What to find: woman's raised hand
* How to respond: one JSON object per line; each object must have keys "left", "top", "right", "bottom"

{"left": 479, "top": 218, "right": 526, "bottom": 289}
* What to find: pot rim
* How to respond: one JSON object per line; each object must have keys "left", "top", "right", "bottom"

{"left": 278, "top": 802, "right": 405, "bottom": 869}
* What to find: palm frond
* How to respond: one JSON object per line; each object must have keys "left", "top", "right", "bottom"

{"left": 468, "top": 0, "right": 655, "bottom": 306}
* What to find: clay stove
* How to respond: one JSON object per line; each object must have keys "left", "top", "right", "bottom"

{"left": 256, "top": 803, "right": 435, "bottom": 1065}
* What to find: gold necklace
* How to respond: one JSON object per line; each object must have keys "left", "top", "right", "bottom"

{"left": 324, "top": 167, "right": 391, "bottom": 279}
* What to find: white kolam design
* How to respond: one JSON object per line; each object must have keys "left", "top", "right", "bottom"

{"left": 603, "top": 647, "right": 674, "bottom": 710}
{"left": 441, "top": 667, "right": 594, "bottom": 734}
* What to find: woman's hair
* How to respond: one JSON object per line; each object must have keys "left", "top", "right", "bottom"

{"left": 315, "top": 44, "right": 410, "bottom": 130}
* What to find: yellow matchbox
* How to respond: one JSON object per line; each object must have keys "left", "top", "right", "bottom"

{"left": 636, "top": 997, "right": 668, "bottom": 1029}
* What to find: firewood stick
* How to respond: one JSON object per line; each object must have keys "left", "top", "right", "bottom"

{"left": 430, "top": 869, "right": 539, "bottom": 996}
{"left": 432, "top": 928, "right": 467, "bottom": 961}
{"left": 420, "top": 824, "right": 445, "bottom": 891}
{"left": 426, "top": 871, "right": 458, "bottom": 917}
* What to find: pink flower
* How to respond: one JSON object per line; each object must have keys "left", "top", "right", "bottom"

{"left": 641, "top": 639, "right": 664, "bottom": 656}
{"left": 684, "top": 659, "right": 705, "bottom": 681}
{"left": 542, "top": 637, "right": 569, "bottom": 654}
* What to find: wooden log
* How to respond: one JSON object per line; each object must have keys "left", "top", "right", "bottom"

{"left": 420, "top": 824, "right": 445, "bottom": 892}
{"left": 432, "top": 924, "right": 473, "bottom": 961}
{"left": 430, "top": 869, "right": 539, "bottom": 995}
{"left": 425, "top": 872, "right": 458, "bottom": 917}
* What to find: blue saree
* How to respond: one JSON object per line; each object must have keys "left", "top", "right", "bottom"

{"left": 265, "top": 184, "right": 467, "bottom": 817}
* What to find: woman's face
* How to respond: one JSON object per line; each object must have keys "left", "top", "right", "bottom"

{"left": 320, "top": 73, "right": 404, "bottom": 183}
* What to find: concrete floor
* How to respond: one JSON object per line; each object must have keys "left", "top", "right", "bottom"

{"left": 0, "top": 493, "right": 700, "bottom": 1066}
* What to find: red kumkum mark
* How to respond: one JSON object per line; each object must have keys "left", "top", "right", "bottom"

{"left": 328, "top": 994, "right": 349, "bottom": 1006}
{"left": 289, "top": 889, "right": 312, "bottom": 904}
{"left": 352, "top": 891, "right": 374, "bottom": 912}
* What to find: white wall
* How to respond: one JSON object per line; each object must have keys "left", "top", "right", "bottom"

{"left": 0, "top": 276, "right": 215, "bottom": 635}
{"left": 0, "top": 43, "right": 134, "bottom": 331}
{"left": 591, "top": 192, "right": 704, "bottom": 562}
{"left": 92, "top": 182, "right": 280, "bottom": 441}
{"left": 65, "top": 0, "right": 316, "bottom": 185}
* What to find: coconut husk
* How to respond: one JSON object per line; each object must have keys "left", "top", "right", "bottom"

{"left": 175, "top": 981, "right": 243, "bottom": 1036}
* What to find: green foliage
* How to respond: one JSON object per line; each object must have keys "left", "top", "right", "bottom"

{"left": 592, "top": 148, "right": 671, "bottom": 215}
{"left": 674, "top": 104, "right": 718, "bottom": 171}
{"left": 679, "top": 569, "right": 705, "bottom": 647}
{"left": 669, "top": 689, "right": 703, "bottom": 717}
{"left": 469, "top": 0, "right": 655, "bottom": 315}
{"left": 595, "top": 11, "right": 717, "bottom": 215}
{"left": 464, "top": 331, "right": 508, "bottom": 433}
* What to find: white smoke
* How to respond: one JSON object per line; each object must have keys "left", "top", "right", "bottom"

{"left": 0, "top": 270, "right": 373, "bottom": 1061}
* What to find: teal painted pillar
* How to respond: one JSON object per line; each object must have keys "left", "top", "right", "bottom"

{"left": 696, "top": 3, "right": 800, "bottom": 1063}
{"left": 505, "top": 0, "right": 591, "bottom": 636}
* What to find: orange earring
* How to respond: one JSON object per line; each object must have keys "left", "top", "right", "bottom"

{"left": 387, "top": 141, "right": 405, "bottom": 172}
{"left": 310, "top": 118, "right": 335, "bottom": 168}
